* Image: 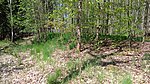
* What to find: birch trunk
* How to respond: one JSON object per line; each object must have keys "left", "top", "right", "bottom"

{"left": 76, "top": 0, "right": 82, "bottom": 51}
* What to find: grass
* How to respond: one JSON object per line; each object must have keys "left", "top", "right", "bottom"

{"left": 142, "top": 53, "right": 150, "bottom": 72}
{"left": 47, "top": 69, "right": 62, "bottom": 84}
{"left": 1, "top": 33, "right": 144, "bottom": 58}
{"left": 81, "top": 33, "right": 143, "bottom": 43}
{"left": 0, "top": 33, "right": 148, "bottom": 84}
{"left": 46, "top": 51, "right": 138, "bottom": 84}
{"left": 121, "top": 74, "right": 132, "bottom": 84}
{"left": 66, "top": 60, "right": 77, "bottom": 71}
{"left": 0, "top": 40, "right": 11, "bottom": 47}
{"left": 1, "top": 32, "right": 71, "bottom": 61}
{"left": 143, "top": 53, "right": 150, "bottom": 60}
{"left": 30, "top": 38, "right": 67, "bottom": 61}
{"left": 62, "top": 61, "right": 133, "bottom": 84}
{"left": 145, "top": 36, "right": 150, "bottom": 42}
{"left": 98, "top": 71, "right": 104, "bottom": 83}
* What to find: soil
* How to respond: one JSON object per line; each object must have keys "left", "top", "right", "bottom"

{"left": 0, "top": 42, "right": 149, "bottom": 84}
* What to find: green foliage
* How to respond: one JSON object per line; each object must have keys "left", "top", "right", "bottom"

{"left": 32, "top": 32, "right": 51, "bottom": 43}
{"left": 0, "top": 1, "right": 147, "bottom": 83}
{"left": 1, "top": 32, "right": 69, "bottom": 61}
{"left": 31, "top": 41, "right": 55, "bottom": 60}
{"left": 29, "top": 32, "right": 76, "bottom": 60}
{"left": 47, "top": 33, "right": 61, "bottom": 40}
{"left": 55, "top": 32, "right": 76, "bottom": 50}
{"left": 98, "top": 72, "right": 104, "bottom": 83}
{"left": 42, "top": 44, "right": 50, "bottom": 61}
{"left": 69, "top": 42, "right": 76, "bottom": 50}
{"left": 81, "top": 32, "right": 96, "bottom": 43}
{"left": 99, "top": 35, "right": 128, "bottom": 42}
{"left": 145, "top": 37, "right": 150, "bottom": 42}
{"left": 143, "top": 53, "right": 150, "bottom": 60}
{"left": 47, "top": 69, "right": 61, "bottom": 84}
{"left": 67, "top": 60, "right": 78, "bottom": 71}
{"left": 58, "top": 33, "right": 73, "bottom": 44}
{"left": 122, "top": 75, "right": 132, "bottom": 84}
{"left": 0, "top": 0, "right": 146, "bottom": 44}
{"left": 81, "top": 33, "right": 128, "bottom": 43}
{"left": 33, "top": 32, "right": 75, "bottom": 46}
{"left": 0, "top": 40, "right": 11, "bottom": 48}
{"left": 131, "top": 37, "right": 143, "bottom": 42}
{"left": 81, "top": 33, "right": 143, "bottom": 44}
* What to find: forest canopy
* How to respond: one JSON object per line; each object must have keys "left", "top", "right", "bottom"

{"left": 0, "top": 0, "right": 149, "bottom": 49}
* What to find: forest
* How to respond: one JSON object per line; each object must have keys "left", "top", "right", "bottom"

{"left": 0, "top": 0, "right": 150, "bottom": 84}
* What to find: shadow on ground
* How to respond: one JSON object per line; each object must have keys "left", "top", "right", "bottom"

{"left": 49, "top": 49, "right": 134, "bottom": 84}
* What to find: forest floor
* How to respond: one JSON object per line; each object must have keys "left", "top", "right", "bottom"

{"left": 0, "top": 40, "right": 150, "bottom": 84}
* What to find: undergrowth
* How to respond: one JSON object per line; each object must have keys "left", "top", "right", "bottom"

{"left": 4, "top": 32, "right": 75, "bottom": 61}
{"left": 122, "top": 74, "right": 132, "bottom": 84}
{"left": 0, "top": 40, "right": 11, "bottom": 47}
{"left": 0, "top": 33, "right": 147, "bottom": 84}
{"left": 47, "top": 69, "right": 62, "bottom": 84}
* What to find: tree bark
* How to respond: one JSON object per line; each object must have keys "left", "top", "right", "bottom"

{"left": 144, "top": 1, "right": 149, "bottom": 36}
{"left": 143, "top": 0, "right": 149, "bottom": 43}
{"left": 9, "top": 0, "right": 14, "bottom": 42}
{"left": 76, "top": 0, "right": 82, "bottom": 51}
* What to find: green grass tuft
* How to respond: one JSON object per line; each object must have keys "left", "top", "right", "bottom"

{"left": 47, "top": 69, "right": 61, "bottom": 84}
{"left": 122, "top": 75, "right": 132, "bottom": 84}
{"left": 143, "top": 53, "right": 150, "bottom": 60}
{"left": 98, "top": 71, "right": 104, "bottom": 83}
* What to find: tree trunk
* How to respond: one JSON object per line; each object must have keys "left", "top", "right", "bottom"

{"left": 143, "top": 0, "right": 149, "bottom": 43}
{"left": 9, "top": 0, "right": 14, "bottom": 42}
{"left": 144, "top": 0, "right": 149, "bottom": 36}
{"left": 76, "top": 0, "right": 82, "bottom": 51}
{"left": 106, "top": 0, "right": 110, "bottom": 35}
{"left": 127, "top": 0, "right": 131, "bottom": 48}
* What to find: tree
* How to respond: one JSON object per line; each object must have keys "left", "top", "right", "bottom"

{"left": 0, "top": 0, "right": 9, "bottom": 40}
{"left": 8, "top": 0, "right": 14, "bottom": 42}
{"left": 143, "top": 0, "right": 149, "bottom": 43}
{"left": 76, "top": 0, "right": 82, "bottom": 51}
{"left": 0, "top": 0, "right": 146, "bottom": 48}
